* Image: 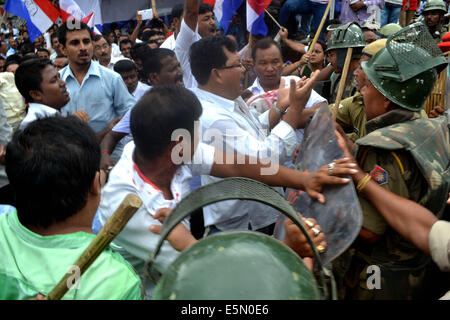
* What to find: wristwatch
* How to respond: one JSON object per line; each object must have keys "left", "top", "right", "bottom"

{"left": 273, "top": 102, "right": 287, "bottom": 116}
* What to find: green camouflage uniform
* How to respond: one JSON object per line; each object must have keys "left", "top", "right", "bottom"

{"left": 329, "top": 92, "right": 366, "bottom": 142}
{"left": 329, "top": 70, "right": 359, "bottom": 105}
{"left": 333, "top": 108, "right": 450, "bottom": 300}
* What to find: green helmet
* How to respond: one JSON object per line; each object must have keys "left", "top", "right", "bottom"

{"left": 326, "top": 22, "right": 366, "bottom": 51}
{"left": 148, "top": 178, "right": 332, "bottom": 300}
{"left": 362, "top": 22, "right": 448, "bottom": 111}
{"left": 422, "top": 0, "right": 447, "bottom": 14}
{"left": 153, "top": 231, "right": 321, "bottom": 300}
{"left": 379, "top": 23, "right": 402, "bottom": 37}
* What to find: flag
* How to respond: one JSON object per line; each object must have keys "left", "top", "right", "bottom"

{"left": 214, "top": 0, "right": 244, "bottom": 34}
{"left": 4, "top": 0, "right": 59, "bottom": 42}
{"left": 246, "top": 0, "right": 271, "bottom": 35}
{"left": 60, "top": 0, "right": 101, "bottom": 35}
{"left": 59, "top": 0, "right": 85, "bottom": 22}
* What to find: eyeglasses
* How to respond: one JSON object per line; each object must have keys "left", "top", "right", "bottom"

{"left": 217, "top": 63, "right": 244, "bottom": 70}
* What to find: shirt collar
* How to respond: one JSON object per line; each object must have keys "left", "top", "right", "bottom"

{"left": 28, "top": 102, "right": 60, "bottom": 115}
{"left": 60, "top": 60, "right": 101, "bottom": 82}
{"left": 248, "top": 78, "right": 264, "bottom": 95}
{"left": 194, "top": 87, "right": 237, "bottom": 113}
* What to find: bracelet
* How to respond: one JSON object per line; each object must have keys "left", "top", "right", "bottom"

{"left": 356, "top": 173, "right": 371, "bottom": 192}
{"left": 101, "top": 149, "right": 111, "bottom": 155}
{"left": 273, "top": 102, "right": 287, "bottom": 116}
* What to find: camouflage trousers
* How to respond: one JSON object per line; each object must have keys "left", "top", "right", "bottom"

{"left": 332, "top": 243, "right": 434, "bottom": 300}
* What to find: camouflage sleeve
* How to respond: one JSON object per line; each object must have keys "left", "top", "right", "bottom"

{"left": 358, "top": 147, "right": 428, "bottom": 235}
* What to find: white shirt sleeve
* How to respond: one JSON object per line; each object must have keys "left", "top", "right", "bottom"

{"left": 204, "top": 116, "right": 296, "bottom": 165}
{"left": 429, "top": 220, "right": 450, "bottom": 272}
{"left": 174, "top": 19, "right": 201, "bottom": 89}
{"left": 188, "top": 142, "right": 215, "bottom": 176}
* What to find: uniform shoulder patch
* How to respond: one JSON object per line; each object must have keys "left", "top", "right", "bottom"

{"left": 370, "top": 165, "right": 388, "bottom": 185}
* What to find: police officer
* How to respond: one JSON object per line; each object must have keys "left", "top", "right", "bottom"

{"left": 326, "top": 22, "right": 367, "bottom": 104}
{"left": 332, "top": 22, "right": 449, "bottom": 300}
{"left": 422, "top": 0, "right": 448, "bottom": 41}
{"left": 330, "top": 39, "right": 387, "bottom": 142}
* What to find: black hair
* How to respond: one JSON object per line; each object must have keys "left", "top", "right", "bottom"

{"left": 251, "top": 37, "right": 281, "bottom": 61}
{"left": 58, "top": 21, "right": 94, "bottom": 47}
{"left": 93, "top": 34, "right": 109, "bottom": 45}
{"left": 114, "top": 59, "right": 138, "bottom": 74}
{"left": 131, "top": 42, "right": 153, "bottom": 62}
{"left": 5, "top": 54, "right": 21, "bottom": 69}
{"left": 142, "top": 30, "right": 164, "bottom": 42}
{"left": 199, "top": 3, "right": 213, "bottom": 15}
{"left": 37, "top": 48, "right": 50, "bottom": 55}
{"left": 15, "top": 58, "right": 52, "bottom": 102}
{"left": 5, "top": 116, "right": 100, "bottom": 229}
{"left": 103, "top": 29, "right": 117, "bottom": 45}
{"left": 51, "top": 32, "right": 59, "bottom": 41}
{"left": 148, "top": 18, "right": 165, "bottom": 30}
{"left": 130, "top": 85, "right": 202, "bottom": 160}
{"left": 315, "top": 39, "right": 327, "bottom": 52}
{"left": 119, "top": 38, "right": 134, "bottom": 49}
{"left": 172, "top": 3, "right": 184, "bottom": 20}
{"left": 18, "top": 40, "right": 35, "bottom": 56}
{"left": 190, "top": 35, "right": 237, "bottom": 85}
{"left": 142, "top": 48, "right": 175, "bottom": 77}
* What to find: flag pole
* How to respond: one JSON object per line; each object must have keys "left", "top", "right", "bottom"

{"left": 300, "top": 0, "right": 334, "bottom": 75}
{"left": 151, "top": 0, "right": 158, "bottom": 18}
{"left": 244, "top": 33, "right": 253, "bottom": 88}
{"left": 264, "top": 9, "right": 282, "bottom": 30}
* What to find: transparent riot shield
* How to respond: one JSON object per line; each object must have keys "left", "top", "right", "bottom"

{"left": 273, "top": 103, "right": 363, "bottom": 265}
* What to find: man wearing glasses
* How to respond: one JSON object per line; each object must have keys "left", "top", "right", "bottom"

{"left": 189, "top": 35, "right": 319, "bottom": 235}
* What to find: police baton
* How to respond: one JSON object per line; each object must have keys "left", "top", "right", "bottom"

{"left": 45, "top": 194, "right": 142, "bottom": 300}
{"left": 332, "top": 47, "right": 353, "bottom": 121}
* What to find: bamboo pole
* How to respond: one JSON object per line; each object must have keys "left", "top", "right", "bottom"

{"left": 264, "top": 9, "right": 283, "bottom": 30}
{"left": 244, "top": 33, "right": 253, "bottom": 88}
{"left": 300, "top": 0, "right": 334, "bottom": 75}
{"left": 151, "top": 0, "right": 158, "bottom": 18}
{"left": 333, "top": 47, "right": 353, "bottom": 121}
{"left": 45, "top": 194, "right": 143, "bottom": 300}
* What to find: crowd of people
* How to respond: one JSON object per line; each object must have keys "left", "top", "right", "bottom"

{"left": 0, "top": 0, "right": 449, "bottom": 301}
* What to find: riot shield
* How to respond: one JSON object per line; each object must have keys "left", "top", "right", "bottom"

{"left": 273, "top": 103, "right": 363, "bottom": 265}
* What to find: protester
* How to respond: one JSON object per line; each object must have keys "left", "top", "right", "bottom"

{"left": 0, "top": 116, "right": 142, "bottom": 300}
{"left": 97, "top": 84, "right": 355, "bottom": 298}
{"left": 93, "top": 35, "right": 119, "bottom": 69}
{"left": 15, "top": 58, "right": 89, "bottom": 130}
{"left": 53, "top": 55, "right": 69, "bottom": 71}
{"left": 119, "top": 38, "right": 133, "bottom": 59}
{"left": 58, "top": 22, "right": 135, "bottom": 140}
{"left": 381, "top": 0, "right": 402, "bottom": 26}
{"left": 175, "top": 0, "right": 218, "bottom": 88}
{"left": 100, "top": 48, "right": 183, "bottom": 169}
{"left": 160, "top": 4, "right": 184, "bottom": 50}
{"left": 340, "top": 0, "right": 384, "bottom": 26}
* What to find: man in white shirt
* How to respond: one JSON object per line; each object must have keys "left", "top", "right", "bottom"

{"left": 160, "top": 4, "right": 184, "bottom": 51}
{"left": 189, "top": 35, "right": 322, "bottom": 233}
{"left": 93, "top": 34, "right": 123, "bottom": 70}
{"left": 97, "top": 85, "right": 354, "bottom": 298}
{"left": 113, "top": 59, "right": 151, "bottom": 101}
{"left": 175, "top": 0, "right": 218, "bottom": 88}
{"left": 14, "top": 58, "right": 88, "bottom": 130}
{"left": 248, "top": 37, "right": 328, "bottom": 153}
{"left": 100, "top": 48, "right": 183, "bottom": 169}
